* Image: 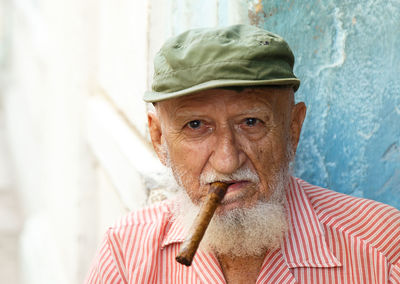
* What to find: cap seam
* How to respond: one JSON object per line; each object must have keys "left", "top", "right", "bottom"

{"left": 155, "top": 59, "right": 292, "bottom": 78}
{"left": 166, "top": 36, "right": 278, "bottom": 49}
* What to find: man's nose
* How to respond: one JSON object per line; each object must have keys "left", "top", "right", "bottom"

{"left": 209, "top": 126, "right": 245, "bottom": 174}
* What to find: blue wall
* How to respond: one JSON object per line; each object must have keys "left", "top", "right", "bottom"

{"left": 255, "top": 1, "right": 400, "bottom": 209}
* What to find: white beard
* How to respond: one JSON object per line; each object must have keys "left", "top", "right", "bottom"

{"left": 170, "top": 168, "right": 289, "bottom": 257}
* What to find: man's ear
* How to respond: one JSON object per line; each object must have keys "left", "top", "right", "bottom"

{"left": 290, "top": 102, "right": 307, "bottom": 154}
{"left": 148, "top": 111, "right": 168, "bottom": 166}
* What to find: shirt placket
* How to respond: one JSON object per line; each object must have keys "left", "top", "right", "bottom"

{"left": 191, "top": 250, "right": 226, "bottom": 284}
{"left": 256, "top": 249, "right": 296, "bottom": 284}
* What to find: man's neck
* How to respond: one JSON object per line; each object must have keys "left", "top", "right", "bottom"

{"left": 216, "top": 252, "right": 267, "bottom": 284}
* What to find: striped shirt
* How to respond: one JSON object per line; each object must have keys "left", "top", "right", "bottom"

{"left": 86, "top": 177, "right": 400, "bottom": 283}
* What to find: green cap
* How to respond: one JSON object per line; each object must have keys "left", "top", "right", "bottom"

{"left": 143, "top": 25, "right": 300, "bottom": 102}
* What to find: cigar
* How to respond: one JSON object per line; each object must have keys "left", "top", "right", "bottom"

{"left": 175, "top": 182, "right": 230, "bottom": 266}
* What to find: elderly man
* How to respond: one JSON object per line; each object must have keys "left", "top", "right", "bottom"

{"left": 86, "top": 25, "right": 400, "bottom": 283}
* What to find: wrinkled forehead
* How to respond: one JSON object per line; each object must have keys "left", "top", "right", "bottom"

{"left": 154, "top": 86, "right": 294, "bottom": 116}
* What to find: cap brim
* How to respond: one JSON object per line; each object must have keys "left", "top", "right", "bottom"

{"left": 143, "top": 78, "right": 300, "bottom": 102}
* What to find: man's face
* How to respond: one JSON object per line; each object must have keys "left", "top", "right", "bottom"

{"left": 148, "top": 87, "right": 306, "bottom": 214}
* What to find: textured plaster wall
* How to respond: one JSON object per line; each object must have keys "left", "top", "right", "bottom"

{"left": 253, "top": 0, "right": 400, "bottom": 208}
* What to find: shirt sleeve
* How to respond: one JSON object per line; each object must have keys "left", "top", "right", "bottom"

{"left": 85, "top": 230, "right": 126, "bottom": 284}
{"left": 390, "top": 259, "right": 400, "bottom": 284}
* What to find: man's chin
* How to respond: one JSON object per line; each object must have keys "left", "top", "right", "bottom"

{"left": 172, "top": 186, "right": 288, "bottom": 257}
{"left": 202, "top": 200, "right": 288, "bottom": 257}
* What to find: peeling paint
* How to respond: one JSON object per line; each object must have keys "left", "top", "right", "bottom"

{"left": 382, "top": 143, "right": 400, "bottom": 161}
{"left": 315, "top": 8, "right": 347, "bottom": 76}
{"left": 395, "top": 105, "right": 400, "bottom": 115}
{"left": 254, "top": 0, "right": 263, "bottom": 13}
{"left": 377, "top": 169, "right": 400, "bottom": 195}
{"left": 357, "top": 123, "right": 380, "bottom": 140}
{"left": 247, "top": 0, "right": 266, "bottom": 26}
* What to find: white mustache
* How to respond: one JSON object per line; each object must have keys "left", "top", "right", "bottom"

{"left": 200, "top": 167, "right": 260, "bottom": 185}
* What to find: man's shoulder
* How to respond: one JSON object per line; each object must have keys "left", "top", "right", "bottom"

{"left": 297, "top": 177, "right": 400, "bottom": 224}
{"left": 108, "top": 200, "right": 173, "bottom": 236}
{"left": 297, "top": 177, "right": 400, "bottom": 262}
{"left": 88, "top": 201, "right": 177, "bottom": 281}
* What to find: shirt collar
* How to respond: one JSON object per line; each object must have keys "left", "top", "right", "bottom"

{"left": 161, "top": 212, "right": 186, "bottom": 248}
{"left": 161, "top": 176, "right": 342, "bottom": 268}
{"left": 281, "top": 176, "right": 341, "bottom": 268}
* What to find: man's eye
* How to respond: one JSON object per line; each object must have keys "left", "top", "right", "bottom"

{"left": 245, "top": 118, "right": 259, "bottom": 127}
{"left": 187, "top": 120, "right": 202, "bottom": 129}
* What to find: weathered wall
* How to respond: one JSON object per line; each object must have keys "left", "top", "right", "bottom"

{"left": 3, "top": 0, "right": 158, "bottom": 283}
{"left": 3, "top": 0, "right": 100, "bottom": 283}
{"left": 249, "top": 0, "right": 400, "bottom": 209}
